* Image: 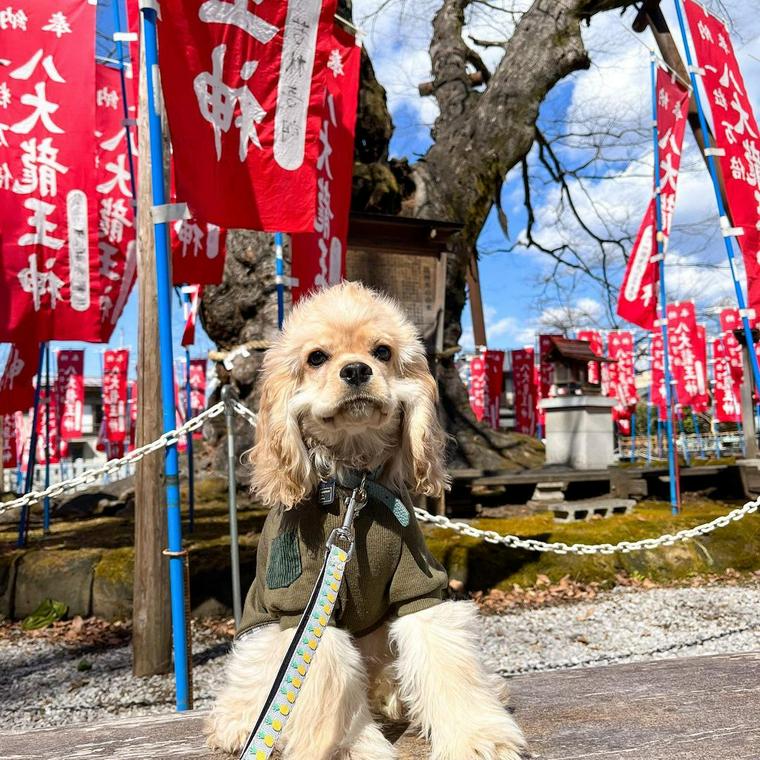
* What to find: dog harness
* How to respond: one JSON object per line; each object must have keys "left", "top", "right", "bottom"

{"left": 238, "top": 478, "right": 368, "bottom": 760}
{"left": 236, "top": 476, "right": 447, "bottom": 638}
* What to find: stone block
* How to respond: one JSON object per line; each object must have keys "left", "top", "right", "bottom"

{"left": 540, "top": 396, "right": 616, "bottom": 470}
{"left": 92, "top": 548, "right": 135, "bottom": 620}
{"left": 0, "top": 550, "right": 21, "bottom": 619}
{"left": 552, "top": 497, "right": 635, "bottom": 523}
{"left": 531, "top": 481, "right": 568, "bottom": 502}
{"left": 14, "top": 549, "right": 101, "bottom": 619}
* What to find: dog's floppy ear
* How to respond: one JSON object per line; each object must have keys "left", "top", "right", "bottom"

{"left": 248, "top": 353, "right": 313, "bottom": 509}
{"left": 398, "top": 348, "right": 450, "bottom": 498}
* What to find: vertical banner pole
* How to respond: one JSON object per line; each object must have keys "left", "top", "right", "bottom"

{"left": 139, "top": 5, "right": 190, "bottom": 712}
{"left": 630, "top": 411, "right": 637, "bottom": 462}
{"left": 646, "top": 389, "right": 653, "bottom": 465}
{"left": 274, "top": 232, "right": 285, "bottom": 330}
{"left": 185, "top": 348, "right": 195, "bottom": 534}
{"left": 43, "top": 344, "right": 51, "bottom": 534}
{"left": 650, "top": 53, "right": 680, "bottom": 514}
{"left": 691, "top": 410, "right": 705, "bottom": 458}
{"left": 673, "top": 0, "right": 760, "bottom": 392}
{"left": 17, "top": 343, "right": 46, "bottom": 547}
{"left": 221, "top": 385, "right": 243, "bottom": 626}
{"left": 111, "top": 0, "right": 139, "bottom": 203}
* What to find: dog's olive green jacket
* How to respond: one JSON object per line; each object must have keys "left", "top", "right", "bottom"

{"left": 238, "top": 484, "right": 448, "bottom": 638}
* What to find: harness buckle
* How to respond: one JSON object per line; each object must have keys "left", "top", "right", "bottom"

{"left": 324, "top": 475, "right": 368, "bottom": 561}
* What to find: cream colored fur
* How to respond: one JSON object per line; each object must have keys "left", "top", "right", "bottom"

{"left": 389, "top": 601, "right": 525, "bottom": 760}
{"left": 207, "top": 283, "right": 525, "bottom": 758}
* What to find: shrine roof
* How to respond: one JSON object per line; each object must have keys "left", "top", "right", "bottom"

{"left": 546, "top": 336, "right": 615, "bottom": 363}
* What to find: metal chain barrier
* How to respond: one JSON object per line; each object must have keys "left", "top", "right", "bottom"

{"left": 230, "top": 399, "right": 258, "bottom": 428}
{"left": 413, "top": 500, "right": 759, "bottom": 555}
{"left": 0, "top": 401, "right": 227, "bottom": 517}
{"left": 2, "top": 395, "right": 757, "bottom": 556}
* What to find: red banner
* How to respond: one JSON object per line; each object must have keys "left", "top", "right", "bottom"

{"left": 189, "top": 358, "right": 207, "bottom": 416}
{"left": 685, "top": 0, "right": 760, "bottom": 311}
{"left": 666, "top": 301, "right": 706, "bottom": 407}
{"left": 607, "top": 331, "right": 637, "bottom": 425}
{"left": 511, "top": 348, "right": 536, "bottom": 435}
{"left": 692, "top": 324, "right": 709, "bottom": 412}
{"left": 468, "top": 355, "right": 487, "bottom": 422}
{"left": 468, "top": 351, "right": 504, "bottom": 428}
{"left": 0, "top": 1, "right": 101, "bottom": 343}
{"left": 2, "top": 413, "right": 19, "bottom": 469}
{"left": 96, "top": 63, "right": 138, "bottom": 341}
{"left": 617, "top": 65, "right": 689, "bottom": 329}
{"left": 291, "top": 23, "right": 361, "bottom": 302}
{"left": 171, "top": 215, "right": 227, "bottom": 285}
{"left": 538, "top": 334, "right": 561, "bottom": 400}
{"left": 36, "top": 386, "right": 61, "bottom": 464}
{"left": 128, "top": 379, "right": 137, "bottom": 450}
{"left": 650, "top": 332, "right": 667, "bottom": 420}
{"left": 56, "top": 348, "right": 83, "bottom": 439}
{"left": 157, "top": 0, "right": 338, "bottom": 232}
{"left": 102, "top": 348, "right": 129, "bottom": 442}
{"left": 576, "top": 329, "right": 603, "bottom": 385}
{"left": 0, "top": 343, "right": 39, "bottom": 414}
{"left": 713, "top": 336, "right": 741, "bottom": 422}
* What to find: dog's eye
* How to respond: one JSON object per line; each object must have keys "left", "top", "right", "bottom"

{"left": 373, "top": 345, "right": 392, "bottom": 362}
{"left": 307, "top": 350, "right": 329, "bottom": 367}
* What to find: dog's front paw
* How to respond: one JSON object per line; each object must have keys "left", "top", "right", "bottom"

{"left": 204, "top": 707, "right": 252, "bottom": 756}
{"left": 432, "top": 712, "right": 527, "bottom": 760}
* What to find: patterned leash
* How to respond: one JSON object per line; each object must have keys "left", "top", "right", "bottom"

{"left": 238, "top": 475, "right": 368, "bottom": 760}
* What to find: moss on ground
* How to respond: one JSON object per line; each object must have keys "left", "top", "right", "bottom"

{"left": 424, "top": 498, "right": 760, "bottom": 590}
{"left": 2, "top": 474, "right": 758, "bottom": 597}
{"left": 93, "top": 547, "right": 135, "bottom": 585}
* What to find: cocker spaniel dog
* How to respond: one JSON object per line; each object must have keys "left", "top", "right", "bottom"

{"left": 207, "top": 282, "right": 525, "bottom": 760}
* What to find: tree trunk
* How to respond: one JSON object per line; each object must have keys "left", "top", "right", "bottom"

{"left": 200, "top": 0, "right": 635, "bottom": 471}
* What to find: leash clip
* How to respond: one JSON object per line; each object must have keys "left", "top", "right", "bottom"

{"left": 325, "top": 474, "right": 367, "bottom": 561}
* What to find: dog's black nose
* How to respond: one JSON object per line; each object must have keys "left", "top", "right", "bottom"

{"left": 340, "top": 362, "right": 373, "bottom": 386}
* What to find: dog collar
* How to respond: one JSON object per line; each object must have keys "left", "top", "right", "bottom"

{"left": 318, "top": 472, "right": 410, "bottom": 527}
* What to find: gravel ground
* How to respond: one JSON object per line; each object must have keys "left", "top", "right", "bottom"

{"left": 2, "top": 583, "right": 759, "bottom": 732}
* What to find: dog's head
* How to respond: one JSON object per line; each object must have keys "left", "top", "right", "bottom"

{"left": 249, "top": 281, "right": 449, "bottom": 508}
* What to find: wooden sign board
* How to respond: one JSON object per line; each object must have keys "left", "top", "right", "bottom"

{"left": 346, "top": 248, "right": 444, "bottom": 348}
{"left": 346, "top": 214, "right": 461, "bottom": 355}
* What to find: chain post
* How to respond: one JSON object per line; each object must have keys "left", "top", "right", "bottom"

{"left": 221, "top": 385, "right": 243, "bottom": 627}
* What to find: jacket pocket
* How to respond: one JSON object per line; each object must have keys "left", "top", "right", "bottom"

{"left": 266, "top": 530, "right": 302, "bottom": 590}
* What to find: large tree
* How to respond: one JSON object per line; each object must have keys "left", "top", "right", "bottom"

{"left": 202, "top": 0, "right": 636, "bottom": 470}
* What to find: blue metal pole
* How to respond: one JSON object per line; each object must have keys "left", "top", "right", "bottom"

{"left": 657, "top": 418, "right": 663, "bottom": 458}
{"left": 140, "top": 6, "right": 190, "bottom": 712}
{"left": 675, "top": 395, "right": 691, "bottom": 467}
{"left": 274, "top": 232, "right": 285, "bottom": 329}
{"left": 646, "top": 387, "right": 653, "bottom": 465}
{"left": 650, "top": 54, "right": 679, "bottom": 514}
{"left": 185, "top": 348, "right": 195, "bottom": 534}
{"left": 674, "top": 0, "right": 760, "bottom": 393}
{"left": 43, "top": 344, "right": 51, "bottom": 534}
{"left": 630, "top": 412, "right": 637, "bottom": 462}
{"left": 111, "top": 0, "right": 138, "bottom": 205}
{"left": 691, "top": 410, "right": 705, "bottom": 458}
{"left": 17, "top": 342, "right": 46, "bottom": 547}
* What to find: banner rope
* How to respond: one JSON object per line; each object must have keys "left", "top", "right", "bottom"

{"left": 2, "top": 398, "right": 757, "bottom": 556}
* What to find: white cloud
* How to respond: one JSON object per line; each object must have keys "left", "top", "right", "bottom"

{"left": 355, "top": 0, "right": 760, "bottom": 342}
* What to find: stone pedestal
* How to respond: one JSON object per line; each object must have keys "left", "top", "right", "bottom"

{"left": 539, "top": 395, "right": 616, "bottom": 470}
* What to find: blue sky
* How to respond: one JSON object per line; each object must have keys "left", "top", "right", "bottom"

{"left": 355, "top": 0, "right": 760, "bottom": 350}
{"left": 3, "top": 0, "right": 759, "bottom": 378}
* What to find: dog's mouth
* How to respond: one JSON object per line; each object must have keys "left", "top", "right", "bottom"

{"left": 322, "top": 394, "right": 387, "bottom": 423}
